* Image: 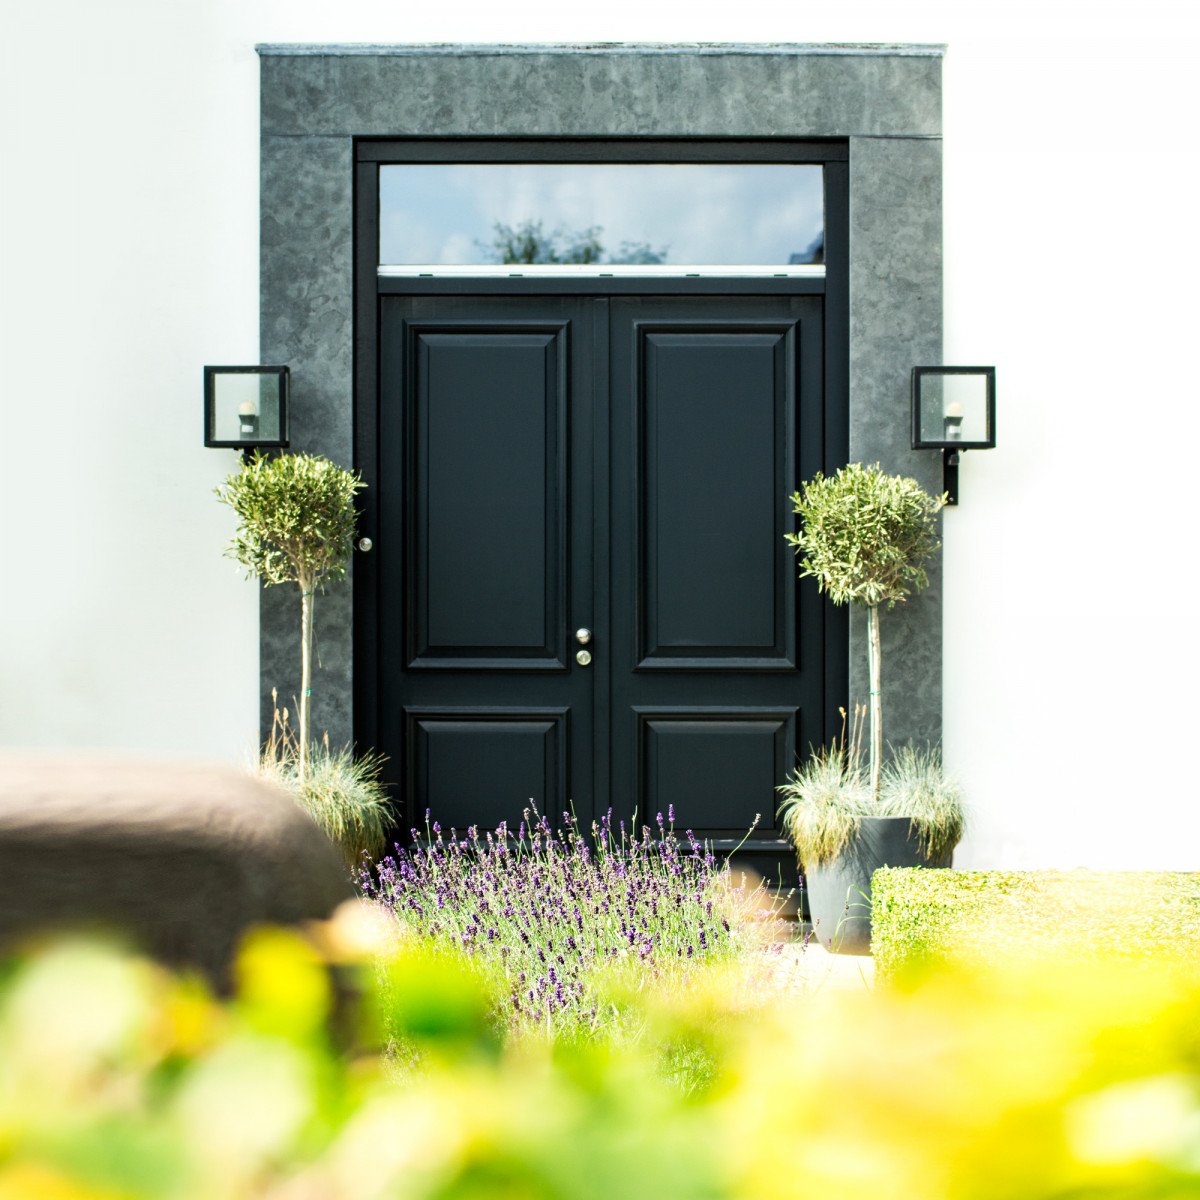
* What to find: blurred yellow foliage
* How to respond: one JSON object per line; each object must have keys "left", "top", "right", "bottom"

{"left": 1, "top": 902, "right": 1199, "bottom": 1199}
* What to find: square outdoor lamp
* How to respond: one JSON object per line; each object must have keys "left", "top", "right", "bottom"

{"left": 204, "top": 365, "right": 289, "bottom": 454}
{"left": 911, "top": 366, "right": 996, "bottom": 505}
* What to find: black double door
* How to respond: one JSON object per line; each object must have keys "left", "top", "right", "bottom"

{"left": 375, "top": 291, "right": 829, "bottom": 867}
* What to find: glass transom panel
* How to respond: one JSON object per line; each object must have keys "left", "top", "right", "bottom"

{"left": 378, "top": 163, "right": 824, "bottom": 275}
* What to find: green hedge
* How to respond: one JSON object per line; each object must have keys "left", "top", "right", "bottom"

{"left": 871, "top": 868, "right": 1200, "bottom": 980}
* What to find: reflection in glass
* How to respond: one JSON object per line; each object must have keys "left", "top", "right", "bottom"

{"left": 379, "top": 164, "right": 824, "bottom": 268}
{"left": 914, "top": 370, "right": 995, "bottom": 448}
{"left": 206, "top": 369, "right": 286, "bottom": 446}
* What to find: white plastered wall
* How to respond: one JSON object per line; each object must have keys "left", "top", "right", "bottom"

{"left": 2, "top": 1, "right": 1197, "bottom": 864}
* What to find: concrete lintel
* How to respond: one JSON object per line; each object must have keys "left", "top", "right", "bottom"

{"left": 261, "top": 50, "right": 942, "bottom": 140}
{"left": 256, "top": 42, "right": 947, "bottom": 59}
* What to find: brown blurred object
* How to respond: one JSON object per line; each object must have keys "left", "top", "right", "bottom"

{"left": 0, "top": 754, "right": 356, "bottom": 984}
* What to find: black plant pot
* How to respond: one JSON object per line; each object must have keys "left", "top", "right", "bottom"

{"left": 805, "top": 816, "right": 952, "bottom": 955}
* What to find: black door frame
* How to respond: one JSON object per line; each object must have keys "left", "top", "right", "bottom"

{"left": 352, "top": 137, "right": 850, "bottom": 842}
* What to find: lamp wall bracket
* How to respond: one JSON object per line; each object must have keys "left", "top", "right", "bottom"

{"left": 943, "top": 448, "right": 960, "bottom": 506}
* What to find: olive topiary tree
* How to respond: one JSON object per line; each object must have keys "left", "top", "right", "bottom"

{"left": 216, "top": 452, "right": 364, "bottom": 780}
{"left": 786, "top": 462, "right": 944, "bottom": 801}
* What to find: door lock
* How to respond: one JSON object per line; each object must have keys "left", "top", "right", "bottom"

{"left": 575, "top": 649, "right": 592, "bottom": 667}
{"left": 575, "top": 628, "right": 592, "bottom": 645}
{"left": 357, "top": 537, "right": 373, "bottom": 552}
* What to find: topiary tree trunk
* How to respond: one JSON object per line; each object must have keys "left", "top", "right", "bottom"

{"left": 298, "top": 575, "right": 314, "bottom": 780}
{"left": 866, "top": 603, "right": 883, "bottom": 802}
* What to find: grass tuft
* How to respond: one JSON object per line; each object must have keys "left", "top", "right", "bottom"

{"left": 259, "top": 696, "right": 390, "bottom": 871}
{"left": 878, "top": 744, "right": 965, "bottom": 862}
{"left": 778, "top": 708, "right": 965, "bottom": 869}
{"left": 776, "top": 742, "right": 872, "bottom": 868}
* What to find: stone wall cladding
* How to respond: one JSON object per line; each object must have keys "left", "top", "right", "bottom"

{"left": 259, "top": 43, "right": 944, "bottom": 751}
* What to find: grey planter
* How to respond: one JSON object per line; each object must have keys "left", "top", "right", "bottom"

{"left": 805, "top": 815, "right": 952, "bottom": 955}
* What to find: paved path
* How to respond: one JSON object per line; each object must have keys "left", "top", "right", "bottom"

{"left": 755, "top": 936, "right": 876, "bottom": 994}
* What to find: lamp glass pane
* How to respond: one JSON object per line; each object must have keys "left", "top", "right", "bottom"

{"left": 919, "top": 373, "right": 990, "bottom": 444}
{"left": 378, "top": 163, "right": 825, "bottom": 268}
{"left": 212, "top": 373, "right": 282, "bottom": 443}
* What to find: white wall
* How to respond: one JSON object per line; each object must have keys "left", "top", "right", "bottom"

{"left": 2, "top": 1, "right": 1197, "bottom": 863}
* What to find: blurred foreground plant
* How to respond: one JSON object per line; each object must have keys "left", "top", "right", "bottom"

{"left": 2, "top": 914, "right": 1200, "bottom": 1199}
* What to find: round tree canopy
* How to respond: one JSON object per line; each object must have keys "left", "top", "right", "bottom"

{"left": 215, "top": 452, "right": 364, "bottom": 590}
{"left": 786, "top": 462, "right": 944, "bottom": 608}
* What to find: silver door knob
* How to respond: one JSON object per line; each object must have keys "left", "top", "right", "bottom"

{"left": 575, "top": 649, "right": 592, "bottom": 666}
{"left": 575, "top": 628, "right": 592, "bottom": 645}
{"left": 357, "top": 537, "right": 373, "bottom": 552}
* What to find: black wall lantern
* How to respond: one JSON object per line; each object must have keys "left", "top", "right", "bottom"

{"left": 204, "top": 365, "right": 290, "bottom": 458}
{"left": 911, "top": 366, "right": 996, "bottom": 505}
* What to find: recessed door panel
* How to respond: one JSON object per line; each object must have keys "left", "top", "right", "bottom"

{"left": 408, "top": 711, "right": 565, "bottom": 833}
{"left": 638, "top": 709, "right": 795, "bottom": 838}
{"left": 409, "top": 324, "right": 567, "bottom": 669}
{"left": 637, "top": 324, "right": 795, "bottom": 668}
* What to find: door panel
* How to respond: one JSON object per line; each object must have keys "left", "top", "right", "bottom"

{"left": 407, "top": 711, "right": 567, "bottom": 832}
{"left": 379, "top": 296, "right": 597, "bottom": 832}
{"left": 412, "top": 327, "right": 567, "bottom": 666}
{"left": 638, "top": 709, "right": 793, "bottom": 833}
{"left": 609, "top": 296, "right": 825, "bottom": 859}
{"left": 636, "top": 323, "right": 796, "bottom": 669}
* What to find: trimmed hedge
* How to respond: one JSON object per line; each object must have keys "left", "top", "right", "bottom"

{"left": 872, "top": 868, "right": 1200, "bottom": 980}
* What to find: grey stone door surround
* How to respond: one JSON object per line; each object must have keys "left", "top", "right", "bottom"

{"left": 257, "top": 42, "right": 945, "bottom": 753}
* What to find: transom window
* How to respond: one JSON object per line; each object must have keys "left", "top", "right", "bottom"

{"left": 378, "top": 162, "right": 824, "bottom": 277}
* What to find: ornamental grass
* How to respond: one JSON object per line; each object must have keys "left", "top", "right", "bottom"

{"left": 258, "top": 695, "right": 390, "bottom": 872}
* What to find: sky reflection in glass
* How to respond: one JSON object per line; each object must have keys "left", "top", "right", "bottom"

{"left": 379, "top": 164, "right": 824, "bottom": 267}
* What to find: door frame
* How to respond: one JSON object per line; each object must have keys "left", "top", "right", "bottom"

{"left": 352, "top": 138, "right": 850, "bottom": 843}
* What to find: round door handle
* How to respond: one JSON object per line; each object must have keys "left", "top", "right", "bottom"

{"left": 357, "top": 537, "right": 373, "bottom": 552}
{"left": 575, "top": 649, "right": 592, "bottom": 667}
{"left": 575, "top": 628, "right": 592, "bottom": 645}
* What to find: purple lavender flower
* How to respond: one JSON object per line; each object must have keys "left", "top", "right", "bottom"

{"left": 361, "top": 804, "right": 749, "bottom": 1039}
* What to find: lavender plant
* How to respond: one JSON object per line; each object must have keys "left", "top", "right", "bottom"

{"left": 363, "top": 807, "right": 759, "bottom": 1041}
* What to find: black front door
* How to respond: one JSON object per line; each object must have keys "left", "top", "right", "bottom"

{"left": 374, "top": 291, "right": 830, "bottom": 868}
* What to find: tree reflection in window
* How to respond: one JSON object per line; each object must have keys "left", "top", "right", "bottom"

{"left": 481, "top": 220, "right": 668, "bottom": 266}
